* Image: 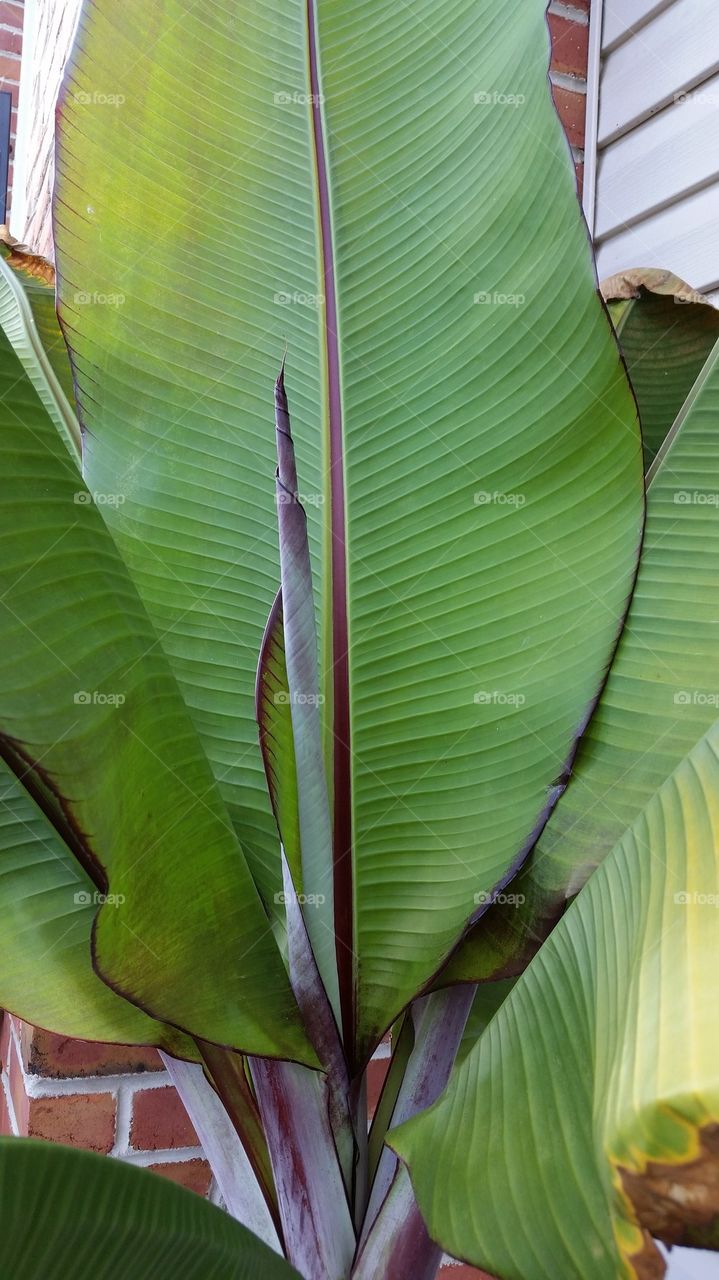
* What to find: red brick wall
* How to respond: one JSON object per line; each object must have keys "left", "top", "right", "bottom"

{"left": 548, "top": 0, "right": 590, "bottom": 195}
{"left": 0, "top": 0, "right": 23, "bottom": 215}
{"left": 0, "top": 1014, "right": 212, "bottom": 1197}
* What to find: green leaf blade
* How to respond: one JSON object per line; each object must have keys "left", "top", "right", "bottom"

{"left": 54, "top": 0, "right": 326, "bottom": 919}
{"left": 0, "top": 1138, "right": 299, "bottom": 1279}
{"left": 54, "top": 0, "right": 644, "bottom": 1062}
{"left": 0, "top": 325, "right": 313, "bottom": 1064}
{"left": 316, "top": 0, "right": 644, "bottom": 1057}
{"left": 0, "top": 758, "right": 193, "bottom": 1055}
{"left": 393, "top": 724, "right": 719, "bottom": 1278}
{"left": 441, "top": 327, "right": 719, "bottom": 988}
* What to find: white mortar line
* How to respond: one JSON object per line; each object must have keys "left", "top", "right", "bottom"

{"left": 22, "top": 1070, "right": 173, "bottom": 1098}
{"left": 0, "top": 1067, "right": 19, "bottom": 1135}
{"left": 119, "top": 1145, "right": 205, "bottom": 1169}
{"left": 111, "top": 1081, "right": 134, "bottom": 1157}
{"left": 208, "top": 1179, "right": 224, "bottom": 1208}
{"left": 11, "top": 1016, "right": 175, "bottom": 1101}
{"left": 548, "top": 0, "right": 590, "bottom": 23}
{"left": 550, "top": 69, "right": 588, "bottom": 93}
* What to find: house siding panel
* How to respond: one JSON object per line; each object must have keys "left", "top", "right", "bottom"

{"left": 593, "top": 0, "right": 719, "bottom": 295}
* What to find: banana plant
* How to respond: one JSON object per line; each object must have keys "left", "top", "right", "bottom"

{"left": 0, "top": 1, "right": 718, "bottom": 1277}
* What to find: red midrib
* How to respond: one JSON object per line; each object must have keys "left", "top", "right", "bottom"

{"left": 306, "top": 0, "right": 354, "bottom": 1056}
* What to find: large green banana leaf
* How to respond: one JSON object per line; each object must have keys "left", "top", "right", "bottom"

{"left": 603, "top": 269, "right": 719, "bottom": 471}
{"left": 0, "top": 759, "right": 192, "bottom": 1054}
{"left": 54, "top": 0, "right": 643, "bottom": 1062}
{"left": 441, "top": 333, "right": 719, "bottom": 986}
{"left": 0, "top": 323, "right": 312, "bottom": 1064}
{"left": 393, "top": 721, "right": 719, "bottom": 1279}
{"left": 0, "top": 1139, "right": 298, "bottom": 1279}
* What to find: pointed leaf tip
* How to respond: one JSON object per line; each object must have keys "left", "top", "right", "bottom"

{"left": 271, "top": 372, "right": 340, "bottom": 1020}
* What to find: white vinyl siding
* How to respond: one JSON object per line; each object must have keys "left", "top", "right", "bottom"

{"left": 589, "top": 0, "right": 719, "bottom": 300}
{"left": 11, "top": 0, "right": 83, "bottom": 255}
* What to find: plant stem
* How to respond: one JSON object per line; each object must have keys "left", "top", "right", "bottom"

{"left": 367, "top": 1014, "right": 414, "bottom": 1186}
{"left": 352, "top": 1165, "right": 442, "bottom": 1280}
{"left": 351, "top": 1073, "right": 369, "bottom": 1229}
{"left": 251, "top": 1058, "right": 356, "bottom": 1280}
{"left": 278, "top": 854, "right": 356, "bottom": 1194}
{"left": 196, "top": 1040, "right": 280, "bottom": 1232}
{"left": 361, "top": 985, "right": 476, "bottom": 1248}
{"left": 160, "top": 1051, "right": 281, "bottom": 1252}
